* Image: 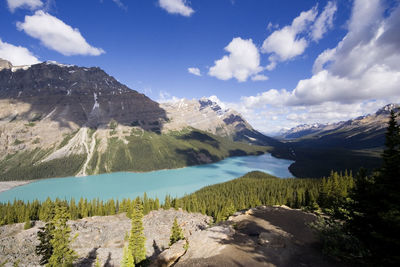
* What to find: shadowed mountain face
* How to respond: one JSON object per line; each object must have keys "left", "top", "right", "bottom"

{"left": 276, "top": 104, "right": 400, "bottom": 178}
{"left": 0, "top": 61, "right": 167, "bottom": 131}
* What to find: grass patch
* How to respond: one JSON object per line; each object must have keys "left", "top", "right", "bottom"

{"left": 24, "top": 122, "right": 35, "bottom": 127}
{"left": 58, "top": 130, "right": 78, "bottom": 149}
{"left": 13, "top": 139, "right": 24, "bottom": 145}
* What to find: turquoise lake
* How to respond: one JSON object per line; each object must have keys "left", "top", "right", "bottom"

{"left": 0, "top": 154, "right": 294, "bottom": 203}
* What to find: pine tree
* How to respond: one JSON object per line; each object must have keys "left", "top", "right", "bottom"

{"left": 128, "top": 198, "right": 146, "bottom": 265}
{"left": 48, "top": 206, "right": 77, "bottom": 267}
{"left": 36, "top": 222, "right": 55, "bottom": 265}
{"left": 169, "top": 217, "right": 184, "bottom": 246}
{"left": 121, "top": 245, "right": 135, "bottom": 267}
{"left": 348, "top": 110, "right": 400, "bottom": 265}
{"left": 143, "top": 193, "right": 150, "bottom": 215}
{"left": 24, "top": 216, "right": 32, "bottom": 230}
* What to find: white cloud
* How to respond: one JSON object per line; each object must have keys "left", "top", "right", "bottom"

{"left": 7, "top": 0, "right": 43, "bottom": 12}
{"left": 16, "top": 11, "right": 105, "bottom": 56}
{"left": 158, "top": 90, "right": 181, "bottom": 103}
{"left": 159, "top": 0, "right": 194, "bottom": 17}
{"left": 311, "top": 1, "right": 337, "bottom": 41}
{"left": 0, "top": 39, "right": 40, "bottom": 65}
{"left": 188, "top": 67, "right": 201, "bottom": 76}
{"left": 262, "top": 2, "right": 337, "bottom": 70}
{"left": 209, "top": 37, "right": 265, "bottom": 82}
{"left": 251, "top": 74, "right": 269, "bottom": 81}
{"left": 261, "top": 6, "right": 317, "bottom": 67}
{"left": 231, "top": 0, "right": 400, "bottom": 133}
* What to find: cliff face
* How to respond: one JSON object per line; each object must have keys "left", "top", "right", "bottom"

{"left": 0, "top": 61, "right": 167, "bottom": 130}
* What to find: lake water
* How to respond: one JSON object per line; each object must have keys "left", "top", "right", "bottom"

{"left": 0, "top": 154, "right": 293, "bottom": 203}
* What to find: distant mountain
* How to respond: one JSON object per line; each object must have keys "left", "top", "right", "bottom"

{"left": 161, "top": 98, "right": 280, "bottom": 147}
{"left": 281, "top": 103, "right": 399, "bottom": 149}
{"left": 278, "top": 123, "right": 328, "bottom": 139}
{"left": 0, "top": 59, "right": 270, "bottom": 181}
{"left": 282, "top": 104, "right": 399, "bottom": 177}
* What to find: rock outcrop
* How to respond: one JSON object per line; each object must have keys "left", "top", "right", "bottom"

{"left": 175, "top": 206, "right": 342, "bottom": 267}
{"left": 151, "top": 239, "right": 187, "bottom": 267}
{"left": 0, "top": 209, "right": 211, "bottom": 267}
{"left": 0, "top": 59, "right": 12, "bottom": 71}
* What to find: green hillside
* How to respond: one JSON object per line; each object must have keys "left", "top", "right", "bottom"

{"left": 0, "top": 128, "right": 269, "bottom": 181}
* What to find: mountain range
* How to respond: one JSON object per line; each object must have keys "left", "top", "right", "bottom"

{"left": 0, "top": 59, "right": 271, "bottom": 181}
{"left": 279, "top": 104, "right": 399, "bottom": 177}
{"left": 0, "top": 58, "right": 397, "bottom": 180}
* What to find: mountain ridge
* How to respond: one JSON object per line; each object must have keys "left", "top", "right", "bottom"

{"left": 0, "top": 59, "right": 273, "bottom": 181}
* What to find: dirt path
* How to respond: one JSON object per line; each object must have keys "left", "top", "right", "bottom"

{"left": 177, "top": 206, "right": 345, "bottom": 267}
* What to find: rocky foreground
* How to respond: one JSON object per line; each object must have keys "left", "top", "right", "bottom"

{"left": 0, "top": 207, "right": 344, "bottom": 267}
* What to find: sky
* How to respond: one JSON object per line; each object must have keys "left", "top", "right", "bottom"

{"left": 1, "top": 0, "right": 400, "bottom": 134}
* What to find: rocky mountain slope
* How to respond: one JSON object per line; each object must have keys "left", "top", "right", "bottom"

{"left": 0, "top": 59, "right": 272, "bottom": 181}
{"left": 280, "top": 104, "right": 399, "bottom": 148}
{"left": 0, "top": 207, "right": 343, "bottom": 267}
{"left": 280, "top": 104, "right": 400, "bottom": 177}
{"left": 161, "top": 98, "right": 280, "bottom": 147}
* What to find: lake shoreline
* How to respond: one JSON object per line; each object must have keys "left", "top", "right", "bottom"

{"left": 0, "top": 153, "right": 278, "bottom": 194}
{"left": 0, "top": 154, "right": 294, "bottom": 202}
{"left": 0, "top": 180, "right": 34, "bottom": 194}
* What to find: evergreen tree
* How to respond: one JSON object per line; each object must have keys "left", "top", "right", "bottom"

{"left": 36, "top": 222, "right": 55, "bottom": 265}
{"left": 24, "top": 216, "right": 32, "bottom": 230}
{"left": 143, "top": 193, "right": 150, "bottom": 215}
{"left": 48, "top": 206, "right": 77, "bottom": 267}
{"left": 169, "top": 217, "right": 184, "bottom": 246}
{"left": 128, "top": 198, "right": 146, "bottom": 265}
{"left": 348, "top": 110, "right": 400, "bottom": 265}
{"left": 121, "top": 245, "right": 135, "bottom": 267}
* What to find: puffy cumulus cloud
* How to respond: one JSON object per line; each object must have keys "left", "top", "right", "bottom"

{"left": 262, "top": 2, "right": 337, "bottom": 70}
{"left": 0, "top": 39, "right": 40, "bottom": 65}
{"left": 159, "top": 0, "right": 194, "bottom": 17}
{"left": 7, "top": 0, "right": 43, "bottom": 12}
{"left": 230, "top": 0, "right": 400, "bottom": 134}
{"left": 246, "top": 0, "right": 400, "bottom": 107}
{"left": 291, "top": 0, "right": 400, "bottom": 106}
{"left": 209, "top": 37, "right": 266, "bottom": 82}
{"left": 242, "top": 89, "right": 291, "bottom": 108}
{"left": 261, "top": 6, "right": 317, "bottom": 65}
{"left": 188, "top": 67, "right": 201, "bottom": 76}
{"left": 16, "top": 11, "right": 105, "bottom": 56}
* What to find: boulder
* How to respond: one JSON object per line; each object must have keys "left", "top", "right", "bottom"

{"left": 152, "top": 239, "right": 187, "bottom": 267}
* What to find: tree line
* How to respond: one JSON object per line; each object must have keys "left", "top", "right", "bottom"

{"left": 0, "top": 171, "right": 353, "bottom": 226}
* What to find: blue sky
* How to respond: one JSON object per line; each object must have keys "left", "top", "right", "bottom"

{"left": 1, "top": 0, "right": 400, "bottom": 134}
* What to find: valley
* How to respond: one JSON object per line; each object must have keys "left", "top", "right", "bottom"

{"left": 0, "top": 60, "right": 275, "bottom": 182}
